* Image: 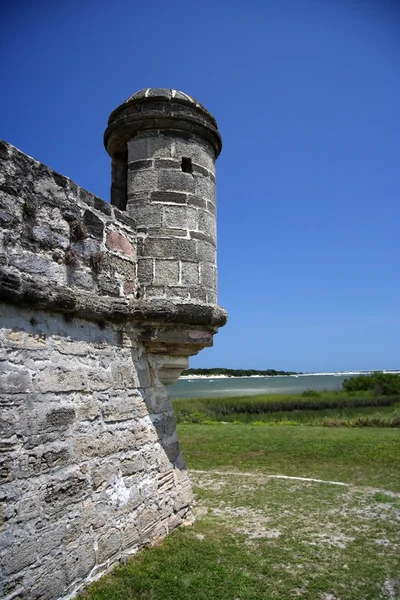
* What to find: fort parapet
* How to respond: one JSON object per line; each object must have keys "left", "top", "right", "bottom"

{"left": 0, "top": 89, "right": 226, "bottom": 599}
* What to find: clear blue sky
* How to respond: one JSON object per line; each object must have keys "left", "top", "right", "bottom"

{"left": 1, "top": 0, "right": 400, "bottom": 372}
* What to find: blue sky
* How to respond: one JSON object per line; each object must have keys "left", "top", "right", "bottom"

{"left": 1, "top": 0, "right": 400, "bottom": 372}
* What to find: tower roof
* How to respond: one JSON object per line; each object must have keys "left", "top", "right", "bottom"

{"left": 105, "top": 88, "right": 221, "bottom": 158}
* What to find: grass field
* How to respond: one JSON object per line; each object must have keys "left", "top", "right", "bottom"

{"left": 79, "top": 397, "right": 400, "bottom": 600}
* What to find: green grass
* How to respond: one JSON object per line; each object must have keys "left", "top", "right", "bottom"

{"left": 79, "top": 423, "right": 400, "bottom": 600}
{"left": 178, "top": 424, "right": 400, "bottom": 490}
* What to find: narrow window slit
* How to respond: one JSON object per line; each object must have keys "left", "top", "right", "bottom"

{"left": 181, "top": 157, "right": 193, "bottom": 174}
{"left": 111, "top": 151, "right": 128, "bottom": 210}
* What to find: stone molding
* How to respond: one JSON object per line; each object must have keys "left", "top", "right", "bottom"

{"left": 104, "top": 88, "right": 222, "bottom": 159}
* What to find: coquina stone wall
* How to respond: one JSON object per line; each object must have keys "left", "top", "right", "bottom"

{"left": 0, "top": 89, "right": 226, "bottom": 600}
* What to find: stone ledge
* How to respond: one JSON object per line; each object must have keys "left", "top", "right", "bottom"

{"left": 0, "top": 267, "right": 227, "bottom": 328}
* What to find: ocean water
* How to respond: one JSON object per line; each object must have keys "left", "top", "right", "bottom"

{"left": 168, "top": 374, "right": 352, "bottom": 399}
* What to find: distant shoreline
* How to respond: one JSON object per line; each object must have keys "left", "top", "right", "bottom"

{"left": 179, "top": 371, "right": 400, "bottom": 380}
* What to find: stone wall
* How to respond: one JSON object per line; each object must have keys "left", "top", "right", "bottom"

{"left": 0, "top": 141, "right": 194, "bottom": 599}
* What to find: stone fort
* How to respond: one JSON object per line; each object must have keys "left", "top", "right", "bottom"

{"left": 0, "top": 89, "right": 227, "bottom": 599}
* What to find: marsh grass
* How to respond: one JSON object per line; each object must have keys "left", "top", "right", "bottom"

{"left": 173, "top": 391, "right": 400, "bottom": 426}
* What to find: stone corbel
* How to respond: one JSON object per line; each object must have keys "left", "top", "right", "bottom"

{"left": 137, "top": 322, "right": 217, "bottom": 385}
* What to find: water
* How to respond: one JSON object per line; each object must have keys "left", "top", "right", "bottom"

{"left": 169, "top": 374, "right": 352, "bottom": 399}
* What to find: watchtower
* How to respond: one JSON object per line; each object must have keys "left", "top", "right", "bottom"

{"left": 104, "top": 88, "right": 221, "bottom": 305}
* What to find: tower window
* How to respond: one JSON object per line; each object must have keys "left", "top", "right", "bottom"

{"left": 181, "top": 157, "right": 193, "bottom": 174}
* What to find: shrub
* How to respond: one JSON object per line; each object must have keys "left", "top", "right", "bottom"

{"left": 343, "top": 372, "right": 400, "bottom": 396}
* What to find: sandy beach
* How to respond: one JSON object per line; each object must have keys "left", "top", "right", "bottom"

{"left": 179, "top": 370, "right": 400, "bottom": 380}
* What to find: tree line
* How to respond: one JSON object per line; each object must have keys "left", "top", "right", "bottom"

{"left": 181, "top": 368, "right": 301, "bottom": 377}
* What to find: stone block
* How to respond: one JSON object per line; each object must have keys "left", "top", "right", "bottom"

{"left": 120, "top": 453, "right": 146, "bottom": 476}
{"left": 181, "top": 261, "right": 199, "bottom": 285}
{"left": 106, "top": 231, "right": 136, "bottom": 257}
{"left": 137, "top": 258, "right": 154, "bottom": 285}
{"left": 129, "top": 202, "right": 162, "bottom": 228}
{"left": 196, "top": 239, "right": 216, "bottom": 263}
{"left": 28, "top": 568, "right": 67, "bottom": 600}
{"left": 198, "top": 210, "right": 216, "bottom": 238}
{"left": 44, "top": 406, "right": 76, "bottom": 430}
{"left": 96, "top": 274, "right": 121, "bottom": 297}
{"left": 127, "top": 169, "right": 158, "bottom": 192}
{"left": 66, "top": 268, "right": 94, "bottom": 291}
{"left": 90, "top": 459, "right": 120, "bottom": 490}
{"left": 173, "top": 138, "right": 215, "bottom": 171}
{"left": 143, "top": 237, "right": 196, "bottom": 261}
{"left": 189, "top": 285, "right": 208, "bottom": 302}
{"left": 64, "top": 537, "right": 96, "bottom": 585}
{"left": 135, "top": 357, "right": 152, "bottom": 388}
{"left": 163, "top": 205, "right": 198, "bottom": 230}
{"left": 0, "top": 363, "right": 31, "bottom": 394}
{"left": 200, "top": 263, "right": 216, "bottom": 291}
{"left": 122, "top": 519, "right": 140, "bottom": 549}
{"left": 154, "top": 158, "right": 180, "bottom": 170}
{"left": 158, "top": 170, "right": 195, "bottom": 194}
{"left": 138, "top": 505, "right": 159, "bottom": 537}
{"left": 144, "top": 386, "right": 171, "bottom": 415}
{"left": 154, "top": 260, "right": 179, "bottom": 285}
{"left": 126, "top": 190, "right": 150, "bottom": 213}
{"left": 144, "top": 135, "right": 173, "bottom": 159}
{"left": 97, "top": 528, "right": 122, "bottom": 564}
{"left": 207, "top": 200, "right": 216, "bottom": 215}
{"left": 207, "top": 290, "right": 217, "bottom": 304}
{"left": 34, "top": 367, "right": 86, "bottom": 394}
{"left": 127, "top": 137, "right": 148, "bottom": 161}
{"left": 187, "top": 194, "right": 207, "bottom": 209}
{"left": 15, "top": 444, "right": 72, "bottom": 478}
{"left": 101, "top": 395, "right": 138, "bottom": 422}
{"left": 94, "top": 196, "right": 112, "bottom": 215}
{"left": 150, "top": 191, "right": 187, "bottom": 204}
{"left": 1, "top": 536, "right": 37, "bottom": 575}
{"left": 30, "top": 225, "right": 69, "bottom": 250}
{"left": 111, "top": 360, "right": 136, "bottom": 389}
{"left": 43, "top": 472, "right": 88, "bottom": 510}
{"left": 113, "top": 207, "right": 136, "bottom": 228}
{"left": 128, "top": 159, "right": 153, "bottom": 171}
{"left": 0, "top": 456, "right": 13, "bottom": 483}
{"left": 83, "top": 210, "right": 104, "bottom": 239}
{"left": 152, "top": 412, "right": 177, "bottom": 438}
{"left": 97, "top": 429, "right": 136, "bottom": 457}
{"left": 1, "top": 573, "right": 25, "bottom": 599}
{"left": 173, "top": 483, "right": 194, "bottom": 511}
{"left": 74, "top": 435, "right": 98, "bottom": 459}
{"left": 71, "top": 238, "right": 101, "bottom": 259}
{"left": 9, "top": 254, "right": 63, "bottom": 282}
{"left": 82, "top": 498, "right": 108, "bottom": 530}
{"left": 165, "top": 286, "right": 189, "bottom": 300}
{"left": 143, "top": 285, "right": 165, "bottom": 298}
{"left": 195, "top": 174, "right": 215, "bottom": 201}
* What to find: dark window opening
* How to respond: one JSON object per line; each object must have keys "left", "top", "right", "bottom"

{"left": 110, "top": 151, "right": 128, "bottom": 210}
{"left": 181, "top": 157, "right": 193, "bottom": 174}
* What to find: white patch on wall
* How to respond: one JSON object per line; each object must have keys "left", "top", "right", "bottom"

{"left": 106, "top": 472, "right": 131, "bottom": 507}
